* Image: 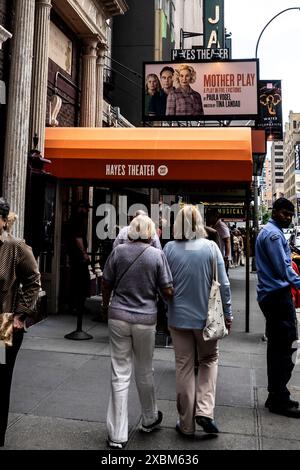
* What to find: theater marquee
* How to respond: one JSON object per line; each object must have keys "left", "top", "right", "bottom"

{"left": 143, "top": 59, "right": 259, "bottom": 121}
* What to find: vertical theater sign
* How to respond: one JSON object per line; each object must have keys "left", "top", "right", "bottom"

{"left": 203, "top": 0, "right": 225, "bottom": 49}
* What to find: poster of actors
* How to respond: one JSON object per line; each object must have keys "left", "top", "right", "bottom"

{"left": 143, "top": 60, "right": 258, "bottom": 121}
{"left": 256, "top": 80, "right": 283, "bottom": 141}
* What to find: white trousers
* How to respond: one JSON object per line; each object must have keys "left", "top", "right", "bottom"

{"left": 107, "top": 319, "right": 158, "bottom": 443}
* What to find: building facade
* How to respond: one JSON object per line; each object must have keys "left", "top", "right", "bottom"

{"left": 174, "top": 0, "right": 203, "bottom": 49}
{"left": 271, "top": 140, "right": 284, "bottom": 201}
{"left": 284, "top": 111, "right": 300, "bottom": 222}
{"left": 0, "top": 0, "right": 12, "bottom": 193}
{"left": 111, "top": 0, "right": 203, "bottom": 125}
{"left": 1, "top": 0, "right": 128, "bottom": 313}
{"left": 260, "top": 157, "right": 272, "bottom": 211}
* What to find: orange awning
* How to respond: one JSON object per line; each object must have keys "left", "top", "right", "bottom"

{"left": 44, "top": 127, "right": 253, "bottom": 182}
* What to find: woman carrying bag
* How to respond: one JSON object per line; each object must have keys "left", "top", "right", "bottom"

{"left": 163, "top": 205, "right": 233, "bottom": 437}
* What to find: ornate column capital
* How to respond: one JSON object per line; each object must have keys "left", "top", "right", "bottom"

{"left": 82, "top": 36, "right": 98, "bottom": 56}
{"left": 96, "top": 44, "right": 106, "bottom": 65}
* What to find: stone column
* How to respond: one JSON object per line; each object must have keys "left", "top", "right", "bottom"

{"left": 95, "top": 45, "right": 106, "bottom": 127}
{"left": 30, "top": 0, "right": 52, "bottom": 154}
{"left": 80, "top": 38, "right": 98, "bottom": 127}
{"left": 3, "top": 0, "right": 35, "bottom": 238}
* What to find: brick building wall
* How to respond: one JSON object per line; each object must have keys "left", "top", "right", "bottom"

{"left": 46, "top": 10, "right": 81, "bottom": 128}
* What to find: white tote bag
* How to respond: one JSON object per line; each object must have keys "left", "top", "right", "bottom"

{"left": 203, "top": 244, "right": 228, "bottom": 342}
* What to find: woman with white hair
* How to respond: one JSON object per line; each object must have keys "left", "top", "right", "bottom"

{"left": 102, "top": 215, "right": 173, "bottom": 449}
{"left": 166, "top": 64, "right": 204, "bottom": 116}
{"left": 163, "top": 205, "right": 232, "bottom": 436}
{"left": 145, "top": 73, "right": 161, "bottom": 116}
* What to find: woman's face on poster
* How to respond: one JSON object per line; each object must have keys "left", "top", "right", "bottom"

{"left": 179, "top": 69, "right": 192, "bottom": 87}
{"left": 147, "top": 76, "right": 159, "bottom": 94}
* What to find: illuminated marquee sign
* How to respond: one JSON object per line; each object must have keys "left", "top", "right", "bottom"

{"left": 143, "top": 59, "right": 259, "bottom": 121}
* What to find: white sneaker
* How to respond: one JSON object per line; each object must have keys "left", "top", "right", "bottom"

{"left": 106, "top": 438, "right": 127, "bottom": 449}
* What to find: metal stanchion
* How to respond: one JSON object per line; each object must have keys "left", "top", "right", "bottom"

{"left": 65, "top": 309, "right": 93, "bottom": 340}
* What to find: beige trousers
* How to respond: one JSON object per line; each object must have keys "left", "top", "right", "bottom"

{"left": 170, "top": 327, "right": 219, "bottom": 434}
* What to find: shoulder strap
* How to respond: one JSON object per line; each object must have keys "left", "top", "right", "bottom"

{"left": 210, "top": 241, "right": 219, "bottom": 283}
{"left": 114, "top": 245, "right": 151, "bottom": 291}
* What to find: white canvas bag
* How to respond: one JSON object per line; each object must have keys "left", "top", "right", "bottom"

{"left": 203, "top": 243, "right": 228, "bottom": 341}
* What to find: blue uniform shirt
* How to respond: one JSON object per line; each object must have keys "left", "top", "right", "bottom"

{"left": 256, "top": 218, "right": 300, "bottom": 302}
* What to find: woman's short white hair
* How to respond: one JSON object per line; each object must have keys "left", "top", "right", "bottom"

{"left": 128, "top": 214, "right": 156, "bottom": 241}
{"left": 174, "top": 64, "right": 197, "bottom": 85}
{"left": 173, "top": 205, "right": 207, "bottom": 240}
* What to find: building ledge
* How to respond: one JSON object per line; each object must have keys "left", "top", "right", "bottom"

{"left": 100, "top": 0, "right": 128, "bottom": 16}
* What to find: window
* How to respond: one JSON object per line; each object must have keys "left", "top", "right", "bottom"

{"left": 275, "top": 158, "right": 284, "bottom": 163}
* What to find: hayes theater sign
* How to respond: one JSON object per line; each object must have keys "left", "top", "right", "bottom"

{"left": 105, "top": 164, "right": 168, "bottom": 177}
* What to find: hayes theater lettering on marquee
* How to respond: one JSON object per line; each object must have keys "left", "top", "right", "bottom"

{"left": 105, "top": 164, "right": 169, "bottom": 177}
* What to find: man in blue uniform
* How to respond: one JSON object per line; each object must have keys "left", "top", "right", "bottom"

{"left": 256, "top": 198, "right": 300, "bottom": 417}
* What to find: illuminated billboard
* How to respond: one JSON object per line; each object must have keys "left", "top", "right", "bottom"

{"left": 143, "top": 59, "right": 259, "bottom": 121}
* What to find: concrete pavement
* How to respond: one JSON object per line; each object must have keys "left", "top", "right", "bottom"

{"left": 2, "top": 267, "right": 300, "bottom": 451}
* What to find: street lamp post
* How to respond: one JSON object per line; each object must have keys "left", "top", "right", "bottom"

{"left": 255, "top": 7, "right": 300, "bottom": 59}
{"left": 252, "top": 7, "right": 300, "bottom": 273}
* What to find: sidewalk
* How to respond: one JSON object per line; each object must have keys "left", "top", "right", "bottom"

{"left": 2, "top": 267, "right": 300, "bottom": 450}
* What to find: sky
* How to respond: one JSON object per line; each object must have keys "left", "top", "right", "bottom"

{"left": 225, "top": 0, "right": 300, "bottom": 125}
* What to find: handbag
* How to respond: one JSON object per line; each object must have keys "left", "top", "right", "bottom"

{"left": 0, "top": 313, "right": 14, "bottom": 347}
{"left": 203, "top": 244, "right": 228, "bottom": 342}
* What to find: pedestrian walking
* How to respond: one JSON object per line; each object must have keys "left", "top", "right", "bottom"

{"left": 0, "top": 197, "right": 40, "bottom": 447}
{"left": 102, "top": 214, "right": 173, "bottom": 449}
{"left": 113, "top": 210, "right": 161, "bottom": 249}
{"left": 206, "top": 208, "right": 231, "bottom": 274}
{"left": 256, "top": 197, "right": 300, "bottom": 417}
{"left": 163, "top": 205, "right": 233, "bottom": 436}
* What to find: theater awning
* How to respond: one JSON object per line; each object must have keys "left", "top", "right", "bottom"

{"left": 44, "top": 127, "right": 253, "bottom": 182}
